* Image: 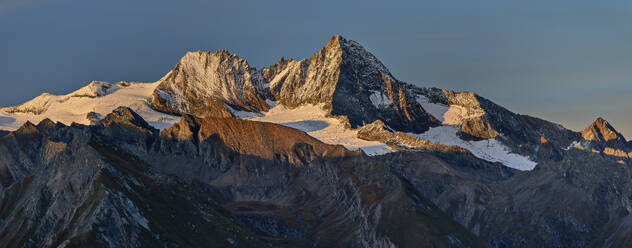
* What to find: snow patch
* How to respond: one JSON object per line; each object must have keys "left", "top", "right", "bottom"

{"left": 411, "top": 125, "right": 537, "bottom": 170}
{"left": 415, "top": 95, "right": 449, "bottom": 122}
{"left": 369, "top": 91, "right": 391, "bottom": 108}
{"left": 564, "top": 141, "right": 582, "bottom": 150}
{"left": 247, "top": 104, "right": 393, "bottom": 155}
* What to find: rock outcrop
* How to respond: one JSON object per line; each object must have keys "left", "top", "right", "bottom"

{"left": 357, "top": 120, "right": 467, "bottom": 152}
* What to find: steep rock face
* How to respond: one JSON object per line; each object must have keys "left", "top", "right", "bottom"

{"left": 0, "top": 108, "right": 488, "bottom": 248}
{"left": 265, "top": 35, "right": 439, "bottom": 133}
{"left": 152, "top": 50, "right": 269, "bottom": 118}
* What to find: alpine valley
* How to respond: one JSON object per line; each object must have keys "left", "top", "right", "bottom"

{"left": 1, "top": 35, "right": 632, "bottom": 248}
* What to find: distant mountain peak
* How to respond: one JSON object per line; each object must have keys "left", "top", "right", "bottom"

{"left": 582, "top": 117, "right": 625, "bottom": 142}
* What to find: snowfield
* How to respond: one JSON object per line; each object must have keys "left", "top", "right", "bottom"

{"left": 246, "top": 104, "right": 393, "bottom": 155}
{"left": 0, "top": 81, "right": 180, "bottom": 131}
{"left": 411, "top": 125, "right": 537, "bottom": 171}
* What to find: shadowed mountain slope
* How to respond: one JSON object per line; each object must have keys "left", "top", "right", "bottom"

{"left": 0, "top": 107, "right": 488, "bottom": 248}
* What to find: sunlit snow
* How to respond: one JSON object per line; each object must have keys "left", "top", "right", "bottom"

{"left": 0, "top": 81, "right": 180, "bottom": 131}
{"left": 411, "top": 125, "right": 537, "bottom": 170}
{"left": 247, "top": 104, "right": 393, "bottom": 155}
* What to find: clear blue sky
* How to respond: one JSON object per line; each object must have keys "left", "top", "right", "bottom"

{"left": 1, "top": 0, "right": 631, "bottom": 138}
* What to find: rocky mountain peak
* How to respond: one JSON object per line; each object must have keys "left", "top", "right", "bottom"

{"left": 582, "top": 117, "right": 625, "bottom": 142}
{"left": 263, "top": 34, "right": 439, "bottom": 133}
{"left": 152, "top": 49, "right": 269, "bottom": 118}
{"left": 99, "top": 106, "right": 156, "bottom": 133}
{"left": 13, "top": 121, "right": 39, "bottom": 135}
{"left": 579, "top": 117, "right": 631, "bottom": 162}
{"left": 36, "top": 118, "right": 65, "bottom": 135}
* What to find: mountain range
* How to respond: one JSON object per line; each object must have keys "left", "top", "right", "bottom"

{"left": 1, "top": 35, "right": 631, "bottom": 247}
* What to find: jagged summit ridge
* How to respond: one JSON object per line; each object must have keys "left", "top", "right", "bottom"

{"left": 263, "top": 35, "right": 392, "bottom": 107}
{"left": 151, "top": 35, "right": 439, "bottom": 133}
{"left": 267, "top": 35, "right": 439, "bottom": 133}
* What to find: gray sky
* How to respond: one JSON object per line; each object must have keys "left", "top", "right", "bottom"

{"left": 1, "top": 0, "right": 631, "bottom": 138}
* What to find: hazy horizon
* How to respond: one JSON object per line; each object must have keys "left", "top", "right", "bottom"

{"left": 1, "top": 0, "right": 631, "bottom": 138}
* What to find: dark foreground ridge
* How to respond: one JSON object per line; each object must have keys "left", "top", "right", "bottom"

{"left": 0, "top": 107, "right": 488, "bottom": 248}
{"left": 3, "top": 106, "right": 632, "bottom": 248}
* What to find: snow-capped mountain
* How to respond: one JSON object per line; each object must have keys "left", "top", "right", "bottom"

{"left": 151, "top": 35, "right": 439, "bottom": 133}
{"left": 0, "top": 81, "right": 180, "bottom": 130}
{"left": 0, "top": 35, "right": 622, "bottom": 170}
{"left": 4, "top": 35, "right": 632, "bottom": 248}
